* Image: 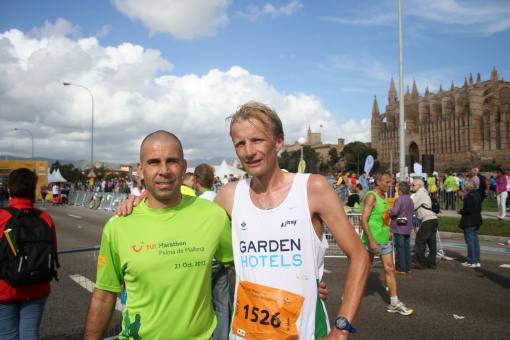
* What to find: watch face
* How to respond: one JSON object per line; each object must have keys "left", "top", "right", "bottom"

{"left": 335, "top": 317, "right": 348, "bottom": 329}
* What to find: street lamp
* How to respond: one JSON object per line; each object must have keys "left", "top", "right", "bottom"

{"left": 62, "top": 82, "right": 94, "bottom": 168}
{"left": 297, "top": 137, "right": 306, "bottom": 173}
{"left": 298, "top": 137, "right": 306, "bottom": 161}
{"left": 14, "top": 128, "right": 34, "bottom": 159}
{"left": 397, "top": 0, "right": 406, "bottom": 181}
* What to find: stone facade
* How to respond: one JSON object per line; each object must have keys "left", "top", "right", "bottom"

{"left": 283, "top": 127, "right": 345, "bottom": 164}
{"left": 371, "top": 67, "right": 510, "bottom": 172}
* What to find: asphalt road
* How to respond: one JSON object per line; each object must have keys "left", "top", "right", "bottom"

{"left": 38, "top": 204, "right": 510, "bottom": 339}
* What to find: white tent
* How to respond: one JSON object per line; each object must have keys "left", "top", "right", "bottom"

{"left": 214, "top": 160, "right": 245, "bottom": 179}
{"left": 48, "top": 168, "right": 69, "bottom": 183}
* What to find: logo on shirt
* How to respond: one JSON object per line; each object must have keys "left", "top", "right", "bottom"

{"left": 132, "top": 242, "right": 145, "bottom": 252}
{"left": 240, "top": 221, "right": 248, "bottom": 231}
{"left": 98, "top": 255, "right": 107, "bottom": 266}
{"left": 280, "top": 220, "right": 297, "bottom": 228}
{"left": 130, "top": 241, "right": 156, "bottom": 253}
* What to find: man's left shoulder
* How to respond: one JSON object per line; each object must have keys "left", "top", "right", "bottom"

{"left": 307, "top": 174, "right": 331, "bottom": 190}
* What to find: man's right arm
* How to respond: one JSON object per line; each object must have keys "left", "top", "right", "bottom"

{"left": 84, "top": 288, "right": 117, "bottom": 340}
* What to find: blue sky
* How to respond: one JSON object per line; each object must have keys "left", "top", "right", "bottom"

{"left": 1, "top": 0, "right": 509, "bottom": 164}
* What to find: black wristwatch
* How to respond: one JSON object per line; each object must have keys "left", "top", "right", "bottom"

{"left": 334, "top": 316, "right": 357, "bottom": 334}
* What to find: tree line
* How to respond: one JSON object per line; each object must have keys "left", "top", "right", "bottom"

{"left": 278, "top": 141, "right": 378, "bottom": 174}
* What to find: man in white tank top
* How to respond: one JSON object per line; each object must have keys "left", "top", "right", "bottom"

{"left": 215, "top": 101, "right": 369, "bottom": 339}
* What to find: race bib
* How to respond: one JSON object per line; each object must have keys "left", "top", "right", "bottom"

{"left": 232, "top": 281, "right": 304, "bottom": 340}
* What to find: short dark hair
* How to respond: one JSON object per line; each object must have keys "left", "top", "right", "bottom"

{"left": 374, "top": 172, "right": 390, "bottom": 186}
{"left": 194, "top": 164, "right": 215, "bottom": 189}
{"left": 140, "top": 130, "right": 184, "bottom": 160}
{"left": 7, "top": 168, "right": 37, "bottom": 200}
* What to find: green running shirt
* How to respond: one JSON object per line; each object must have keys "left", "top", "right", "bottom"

{"left": 361, "top": 191, "right": 390, "bottom": 245}
{"left": 95, "top": 196, "right": 233, "bottom": 339}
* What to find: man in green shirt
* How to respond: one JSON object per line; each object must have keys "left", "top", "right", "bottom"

{"left": 84, "top": 130, "right": 233, "bottom": 339}
{"left": 181, "top": 172, "right": 196, "bottom": 196}
{"left": 443, "top": 171, "right": 459, "bottom": 210}
{"left": 360, "top": 173, "right": 413, "bottom": 316}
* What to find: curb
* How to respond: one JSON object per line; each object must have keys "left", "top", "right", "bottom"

{"left": 439, "top": 231, "right": 509, "bottom": 243}
{"left": 438, "top": 212, "right": 504, "bottom": 220}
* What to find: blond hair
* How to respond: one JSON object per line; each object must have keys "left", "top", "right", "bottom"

{"left": 228, "top": 101, "right": 284, "bottom": 139}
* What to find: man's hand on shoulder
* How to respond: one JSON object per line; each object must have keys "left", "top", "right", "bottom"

{"left": 116, "top": 194, "right": 142, "bottom": 216}
{"left": 319, "top": 281, "right": 328, "bottom": 301}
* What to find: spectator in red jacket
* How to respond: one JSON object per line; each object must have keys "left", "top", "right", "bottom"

{"left": 0, "top": 168, "right": 58, "bottom": 339}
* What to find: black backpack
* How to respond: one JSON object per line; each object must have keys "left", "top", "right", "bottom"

{"left": 0, "top": 207, "right": 59, "bottom": 286}
{"left": 421, "top": 196, "right": 440, "bottom": 214}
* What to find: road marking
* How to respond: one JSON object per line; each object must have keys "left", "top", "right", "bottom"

{"left": 499, "top": 264, "right": 510, "bottom": 269}
{"left": 67, "top": 214, "right": 83, "bottom": 219}
{"left": 69, "top": 274, "right": 123, "bottom": 311}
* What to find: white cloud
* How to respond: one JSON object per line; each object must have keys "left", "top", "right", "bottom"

{"left": 337, "top": 119, "right": 370, "bottom": 143}
{"left": 238, "top": 0, "right": 303, "bottom": 20}
{"left": 112, "top": 0, "right": 231, "bottom": 39}
{"left": 30, "top": 18, "right": 81, "bottom": 38}
{"left": 322, "top": 12, "right": 393, "bottom": 26}
{"left": 0, "top": 20, "right": 366, "bottom": 164}
{"left": 96, "top": 25, "right": 112, "bottom": 38}
{"left": 323, "top": 0, "right": 510, "bottom": 36}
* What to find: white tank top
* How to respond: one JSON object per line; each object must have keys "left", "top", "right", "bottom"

{"left": 230, "top": 173, "right": 330, "bottom": 339}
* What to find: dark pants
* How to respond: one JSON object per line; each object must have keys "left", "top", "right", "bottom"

{"left": 463, "top": 226, "right": 480, "bottom": 264}
{"left": 211, "top": 262, "right": 231, "bottom": 340}
{"left": 445, "top": 191, "right": 456, "bottom": 210}
{"left": 415, "top": 219, "right": 438, "bottom": 267}
{"left": 394, "top": 234, "right": 411, "bottom": 272}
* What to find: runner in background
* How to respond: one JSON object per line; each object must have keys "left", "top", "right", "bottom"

{"left": 360, "top": 173, "right": 414, "bottom": 316}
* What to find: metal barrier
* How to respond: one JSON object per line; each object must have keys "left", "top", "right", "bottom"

{"left": 41, "top": 247, "right": 122, "bottom": 340}
{"left": 325, "top": 213, "right": 362, "bottom": 258}
{"left": 67, "top": 191, "right": 129, "bottom": 212}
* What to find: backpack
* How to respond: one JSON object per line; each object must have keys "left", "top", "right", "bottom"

{"left": 0, "top": 207, "right": 59, "bottom": 286}
{"left": 421, "top": 196, "right": 440, "bottom": 214}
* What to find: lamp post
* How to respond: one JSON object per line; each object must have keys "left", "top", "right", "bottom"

{"left": 297, "top": 137, "right": 306, "bottom": 173}
{"left": 298, "top": 137, "right": 306, "bottom": 161}
{"left": 397, "top": 0, "right": 406, "bottom": 181}
{"left": 63, "top": 82, "right": 94, "bottom": 168}
{"left": 14, "top": 128, "right": 34, "bottom": 159}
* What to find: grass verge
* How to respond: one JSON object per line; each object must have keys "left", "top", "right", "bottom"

{"left": 438, "top": 216, "right": 510, "bottom": 237}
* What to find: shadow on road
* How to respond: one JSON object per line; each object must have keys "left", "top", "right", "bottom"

{"left": 363, "top": 271, "right": 387, "bottom": 302}
{"left": 476, "top": 269, "right": 510, "bottom": 290}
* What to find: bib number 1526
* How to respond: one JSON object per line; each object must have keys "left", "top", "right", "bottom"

{"left": 243, "top": 304, "right": 281, "bottom": 328}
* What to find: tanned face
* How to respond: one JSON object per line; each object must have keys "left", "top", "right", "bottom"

{"left": 230, "top": 117, "right": 284, "bottom": 178}
{"left": 376, "top": 174, "right": 391, "bottom": 193}
{"left": 137, "top": 133, "right": 187, "bottom": 208}
{"left": 411, "top": 181, "right": 421, "bottom": 193}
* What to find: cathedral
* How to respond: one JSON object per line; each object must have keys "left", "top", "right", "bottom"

{"left": 371, "top": 67, "right": 510, "bottom": 172}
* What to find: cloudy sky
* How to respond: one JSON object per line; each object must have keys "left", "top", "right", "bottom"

{"left": 1, "top": 0, "right": 509, "bottom": 164}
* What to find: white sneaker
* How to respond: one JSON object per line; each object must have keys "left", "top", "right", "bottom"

{"left": 461, "top": 262, "right": 477, "bottom": 268}
{"left": 387, "top": 301, "right": 414, "bottom": 316}
{"left": 474, "top": 263, "right": 481, "bottom": 268}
